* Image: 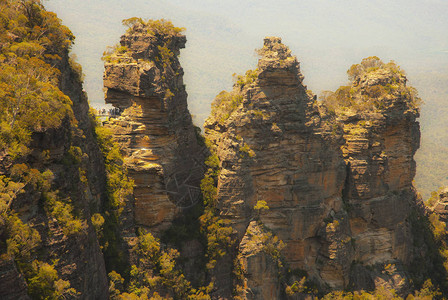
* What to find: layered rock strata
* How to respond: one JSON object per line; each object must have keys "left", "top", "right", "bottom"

{"left": 103, "top": 21, "right": 205, "bottom": 233}
{"left": 205, "top": 37, "right": 347, "bottom": 297}
{"left": 324, "top": 56, "right": 421, "bottom": 293}
{"left": 204, "top": 38, "right": 421, "bottom": 298}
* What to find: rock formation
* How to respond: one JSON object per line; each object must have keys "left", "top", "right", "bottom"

{"left": 333, "top": 56, "right": 421, "bottom": 293}
{"left": 205, "top": 37, "right": 347, "bottom": 298}
{"left": 204, "top": 38, "right": 421, "bottom": 298}
{"left": 0, "top": 3, "right": 430, "bottom": 297}
{"left": 430, "top": 188, "right": 448, "bottom": 223}
{"left": 0, "top": 3, "right": 109, "bottom": 297}
{"left": 103, "top": 20, "right": 206, "bottom": 234}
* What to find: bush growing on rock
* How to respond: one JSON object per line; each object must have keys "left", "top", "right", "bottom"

{"left": 321, "top": 56, "right": 422, "bottom": 115}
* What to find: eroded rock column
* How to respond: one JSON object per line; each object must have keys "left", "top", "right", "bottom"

{"left": 103, "top": 21, "right": 205, "bottom": 233}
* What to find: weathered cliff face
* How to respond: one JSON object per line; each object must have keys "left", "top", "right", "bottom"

{"left": 0, "top": 258, "right": 29, "bottom": 300}
{"left": 205, "top": 37, "right": 347, "bottom": 297}
{"left": 432, "top": 188, "right": 448, "bottom": 223}
{"left": 204, "top": 38, "right": 421, "bottom": 298}
{"left": 0, "top": 3, "right": 110, "bottom": 298}
{"left": 327, "top": 57, "right": 420, "bottom": 294}
{"left": 103, "top": 21, "right": 205, "bottom": 234}
{"left": 10, "top": 52, "right": 110, "bottom": 299}
{"left": 53, "top": 51, "right": 110, "bottom": 299}
{"left": 0, "top": 38, "right": 109, "bottom": 300}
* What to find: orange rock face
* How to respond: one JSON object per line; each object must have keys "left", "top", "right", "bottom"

{"left": 205, "top": 38, "right": 421, "bottom": 297}
{"left": 103, "top": 22, "right": 205, "bottom": 233}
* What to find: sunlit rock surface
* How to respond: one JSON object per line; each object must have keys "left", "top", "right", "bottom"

{"left": 103, "top": 22, "right": 206, "bottom": 233}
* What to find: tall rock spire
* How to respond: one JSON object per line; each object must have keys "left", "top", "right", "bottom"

{"left": 103, "top": 19, "right": 206, "bottom": 233}
{"left": 205, "top": 37, "right": 347, "bottom": 297}
{"left": 204, "top": 39, "right": 421, "bottom": 298}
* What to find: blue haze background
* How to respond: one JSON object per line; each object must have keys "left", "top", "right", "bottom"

{"left": 45, "top": 0, "right": 448, "bottom": 198}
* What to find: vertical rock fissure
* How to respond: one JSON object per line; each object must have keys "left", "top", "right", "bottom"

{"left": 342, "top": 161, "right": 351, "bottom": 210}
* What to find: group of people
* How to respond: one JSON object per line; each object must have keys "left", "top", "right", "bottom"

{"left": 94, "top": 107, "right": 122, "bottom": 117}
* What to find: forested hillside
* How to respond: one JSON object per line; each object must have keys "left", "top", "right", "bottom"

{"left": 0, "top": 1, "right": 112, "bottom": 297}
{"left": 1, "top": 0, "right": 448, "bottom": 299}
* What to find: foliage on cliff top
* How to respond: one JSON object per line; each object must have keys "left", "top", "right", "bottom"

{"left": 209, "top": 69, "right": 258, "bottom": 125}
{"left": 122, "top": 17, "right": 185, "bottom": 36}
{"left": 103, "top": 18, "right": 184, "bottom": 62}
{"left": 0, "top": 0, "right": 75, "bottom": 159}
{"left": 321, "top": 56, "right": 422, "bottom": 116}
{"left": 0, "top": 56, "right": 73, "bottom": 158}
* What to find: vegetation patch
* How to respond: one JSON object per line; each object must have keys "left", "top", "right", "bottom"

{"left": 199, "top": 143, "right": 233, "bottom": 270}
{"left": 210, "top": 90, "right": 243, "bottom": 125}
{"left": 89, "top": 110, "right": 134, "bottom": 274}
{"left": 109, "top": 229, "right": 213, "bottom": 299}
{"left": 321, "top": 56, "right": 422, "bottom": 115}
{"left": 210, "top": 69, "right": 258, "bottom": 125}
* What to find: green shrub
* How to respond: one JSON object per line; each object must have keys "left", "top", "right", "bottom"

{"left": 108, "top": 271, "right": 125, "bottom": 298}
{"left": 27, "top": 260, "right": 77, "bottom": 299}
{"left": 210, "top": 90, "right": 243, "bottom": 125}
{"left": 91, "top": 213, "right": 105, "bottom": 234}
{"left": 196, "top": 140, "right": 234, "bottom": 271}
{"left": 94, "top": 124, "right": 133, "bottom": 211}
{"left": 120, "top": 229, "right": 197, "bottom": 298}
{"left": 233, "top": 69, "right": 258, "bottom": 89}
{"left": 199, "top": 209, "right": 233, "bottom": 269}
{"left": 144, "top": 19, "right": 185, "bottom": 36}
{"left": 322, "top": 57, "right": 422, "bottom": 115}
{"left": 254, "top": 200, "right": 269, "bottom": 211}
{"left": 51, "top": 199, "right": 85, "bottom": 236}
{"left": 238, "top": 142, "right": 255, "bottom": 158}
{"left": 6, "top": 214, "right": 41, "bottom": 260}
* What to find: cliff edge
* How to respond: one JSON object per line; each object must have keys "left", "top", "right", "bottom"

{"left": 204, "top": 38, "right": 421, "bottom": 298}
{"left": 103, "top": 19, "right": 206, "bottom": 233}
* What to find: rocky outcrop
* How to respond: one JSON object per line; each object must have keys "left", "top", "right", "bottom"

{"left": 431, "top": 188, "right": 448, "bottom": 223}
{"left": 205, "top": 37, "right": 347, "bottom": 297}
{"left": 335, "top": 58, "right": 421, "bottom": 292}
{"left": 236, "top": 221, "right": 283, "bottom": 299}
{"left": 0, "top": 3, "right": 427, "bottom": 296}
{"left": 103, "top": 21, "right": 205, "bottom": 234}
{"left": 204, "top": 38, "right": 421, "bottom": 298}
{"left": 1, "top": 35, "right": 109, "bottom": 300}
